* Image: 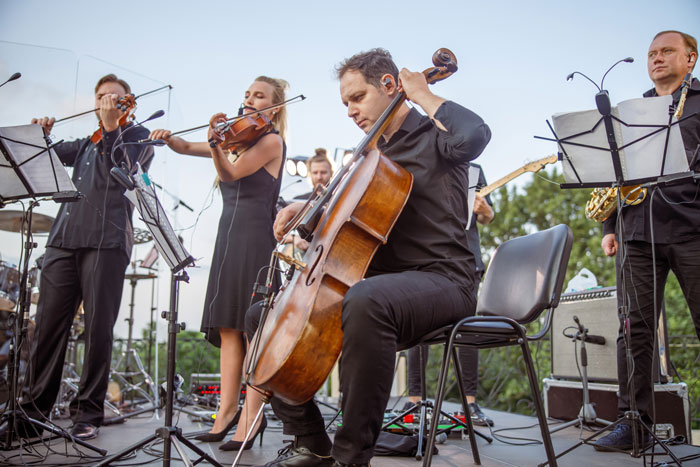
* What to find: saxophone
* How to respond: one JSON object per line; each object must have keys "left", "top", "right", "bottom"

{"left": 585, "top": 185, "right": 647, "bottom": 222}
{"left": 586, "top": 73, "right": 693, "bottom": 223}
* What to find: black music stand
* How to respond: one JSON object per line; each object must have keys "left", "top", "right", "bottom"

{"left": 0, "top": 124, "right": 103, "bottom": 454}
{"left": 95, "top": 164, "right": 221, "bottom": 467}
{"left": 537, "top": 91, "right": 694, "bottom": 466}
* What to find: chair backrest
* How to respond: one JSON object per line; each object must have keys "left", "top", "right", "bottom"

{"left": 476, "top": 224, "right": 573, "bottom": 324}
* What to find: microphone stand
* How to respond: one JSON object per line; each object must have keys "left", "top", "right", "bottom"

{"left": 549, "top": 316, "right": 611, "bottom": 435}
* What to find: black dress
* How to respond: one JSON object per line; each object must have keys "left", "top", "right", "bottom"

{"left": 201, "top": 145, "right": 284, "bottom": 347}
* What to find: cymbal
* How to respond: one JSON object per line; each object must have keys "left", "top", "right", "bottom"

{"left": 124, "top": 272, "right": 157, "bottom": 280}
{"left": 0, "top": 210, "right": 54, "bottom": 233}
{"left": 133, "top": 227, "right": 153, "bottom": 244}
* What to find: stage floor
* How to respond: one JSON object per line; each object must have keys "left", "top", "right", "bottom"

{"left": 1, "top": 398, "right": 698, "bottom": 466}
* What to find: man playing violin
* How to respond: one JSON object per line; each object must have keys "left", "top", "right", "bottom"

{"left": 247, "top": 48, "right": 490, "bottom": 466}
{"left": 0, "top": 74, "right": 154, "bottom": 441}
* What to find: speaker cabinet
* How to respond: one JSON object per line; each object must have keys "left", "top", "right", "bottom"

{"left": 551, "top": 287, "right": 619, "bottom": 382}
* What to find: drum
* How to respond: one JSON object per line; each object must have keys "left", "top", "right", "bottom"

{"left": 29, "top": 266, "right": 41, "bottom": 305}
{"left": 0, "top": 262, "right": 20, "bottom": 311}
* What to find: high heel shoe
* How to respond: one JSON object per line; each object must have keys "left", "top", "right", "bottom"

{"left": 194, "top": 409, "right": 241, "bottom": 442}
{"left": 219, "top": 415, "right": 267, "bottom": 451}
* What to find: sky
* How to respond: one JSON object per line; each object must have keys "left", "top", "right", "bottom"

{"left": 0, "top": 0, "right": 698, "bottom": 342}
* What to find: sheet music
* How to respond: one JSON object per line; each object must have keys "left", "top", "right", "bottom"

{"left": 0, "top": 124, "right": 75, "bottom": 199}
{"left": 615, "top": 96, "right": 688, "bottom": 179}
{"left": 552, "top": 95, "right": 688, "bottom": 185}
{"left": 466, "top": 164, "right": 480, "bottom": 230}
{"left": 125, "top": 164, "right": 192, "bottom": 273}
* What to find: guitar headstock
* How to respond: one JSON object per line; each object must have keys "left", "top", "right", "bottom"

{"left": 522, "top": 154, "right": 558, "bottom": 173}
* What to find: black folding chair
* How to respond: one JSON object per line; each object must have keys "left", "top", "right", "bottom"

{"left": 423, "top": 224, "right": 573, "bottom": 466}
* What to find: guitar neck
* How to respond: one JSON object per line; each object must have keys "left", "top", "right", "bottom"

{"left": 478, "top": 154, "right": 557, "bottom": 197}
{"left": 479, "top": 168, "right": 528, "bottom": 197}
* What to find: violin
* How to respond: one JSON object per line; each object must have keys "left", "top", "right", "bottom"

{"left": 207, "top": 110, "right": 273, "bottom": 152}
{"left": 90, "top": 93, "right": 137, "bottom": 144}
{"left": 164, "top": 94, "right": 306, "bottom": 149}
{"left": 50, "top": 85, "right": 172, "bottom": 143}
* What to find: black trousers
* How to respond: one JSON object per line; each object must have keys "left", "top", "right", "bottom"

{"left": 22, "top": 247, "right": 129, "bottom": 426}
{"left": 616, "top": 239, "right": 700, "bottom": 421}
{"left": 246, "top": 270, "right": 476, "bottom": 464}
{"left": 407, "top": 345, "right": 478, "bottom": 397}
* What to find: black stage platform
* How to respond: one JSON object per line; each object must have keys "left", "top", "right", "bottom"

{"left": 1, "top": 399, "right": 698, "bottom": 466}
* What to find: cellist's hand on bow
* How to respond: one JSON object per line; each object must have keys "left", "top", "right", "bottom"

{"left": 98, "top": 93, "right": 123, "bottom": 132}
{"left": 274, "top": 202, "right": 305, "bottom": 242}
{"left": 397, "top": 68, "right": 446, "bottom": 129}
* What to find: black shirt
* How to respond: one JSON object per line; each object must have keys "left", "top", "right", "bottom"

{"left": 603, "top": 78, "right": 700, "bottom": 243}
{"left": 47, "top": 124, "right": 155, "bottom": 257}
{"left": 367, "top": 101, "right": 492, "bottom": 288}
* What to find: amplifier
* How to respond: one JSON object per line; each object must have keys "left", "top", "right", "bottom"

{"left": 543, "top": 378, "right": 692, "bottom": 442}
{"left": 190, "top": 373, "right": 222, "bottom": 397}
{"left": 551, "top": 287, "right": 619, "bottom": 382}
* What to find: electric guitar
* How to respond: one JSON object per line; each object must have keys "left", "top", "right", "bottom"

{"left": 478, "top": 154, "right": 558, "bottom": 197}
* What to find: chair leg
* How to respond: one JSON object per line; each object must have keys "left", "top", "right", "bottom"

{"left": 452, "top": 345, "right": 482, "bottom": 464}
{"left": 521, "top": 341, "right": 557, "bottom": 467}
{"left": 422, "top": 338, "right": 452, "bottom": 467}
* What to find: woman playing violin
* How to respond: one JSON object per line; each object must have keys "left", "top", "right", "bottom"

{"left": 149, "top": 76, "right": 287, "bottom": 450}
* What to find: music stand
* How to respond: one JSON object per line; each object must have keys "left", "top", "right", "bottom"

{"left": 96, "top": 164, "right": 221, "bottom": 467}
{"left": 536, "top": 92, "right": 694, "bottom": 466}
{"left": 0, "top": 124, "right": 104, "bottom": 454}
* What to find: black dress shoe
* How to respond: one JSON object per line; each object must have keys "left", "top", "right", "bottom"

{"left": 593, "top": 423, "right": 651, "bottom": 452}
{"left": 71, "top": 422, "right": 98, "bottom": 440}
{"left": 332, "top": 461, "right": 369, "bottom": 467}
{"left": 194, "top": 409, "right": 241, "bottom": 442}
{"left": 468, "top": 402, "right": 494, "bottom": 427}
{"left": 258, "top": 444, "right": 334, "bottom": 467}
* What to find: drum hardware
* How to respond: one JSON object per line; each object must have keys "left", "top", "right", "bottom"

{"left": 103, "top": 271, "right": 159, "bottom": 425}
{"left": 0, "top": 210, "right": 54, "bottom": 234}
{"left": 0, "top": 262, "right": 20, "bottom": 311}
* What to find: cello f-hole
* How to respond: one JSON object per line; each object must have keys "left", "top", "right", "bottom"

{"left": 305, "top": 244, "right": 324, "bottom": 287}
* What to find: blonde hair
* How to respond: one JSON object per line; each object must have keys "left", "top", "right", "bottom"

{"left": 254, "top": 76, "right": 289, "bottom": 140}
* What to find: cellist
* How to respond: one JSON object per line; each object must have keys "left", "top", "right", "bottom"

{"left": 245, "top": 48, "right": 491, "bottom": 467}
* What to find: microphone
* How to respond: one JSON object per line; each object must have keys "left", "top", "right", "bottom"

{"left": 0, "top": 72, "right": 21, "bottom": 88}
{"left": 582, "top": 334, "right": 606, "bottom": 345}
{"left": 110, "top": 165, "right": 135, "bottom": 190}
{"left": 566, "top": 57, "right": 634, "bottom": 93}
{"left": 111, "top": 109, "right": 166, "bottom": 167}
{"left": 151, "top": 180, "right": 195, "bottom": 212}
{"left": 566, "top": 71, "right": 601, "bottom": 91}
{"left": 600, "top": 57, "right": 634, "bottom": 90}
{"left": 571, "top": 316, "right": 606, "bottom": 345}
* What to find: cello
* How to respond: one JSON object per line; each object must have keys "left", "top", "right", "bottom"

{"left": 245, "top": 49, "right": 459, "bottom": 406}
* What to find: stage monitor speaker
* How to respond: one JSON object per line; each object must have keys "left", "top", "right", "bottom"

{"left": 543, "top": 378, "right": 692, "bottom": 442}
{"left": 551, "top": 287, "right": 619, "bottom": 383}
